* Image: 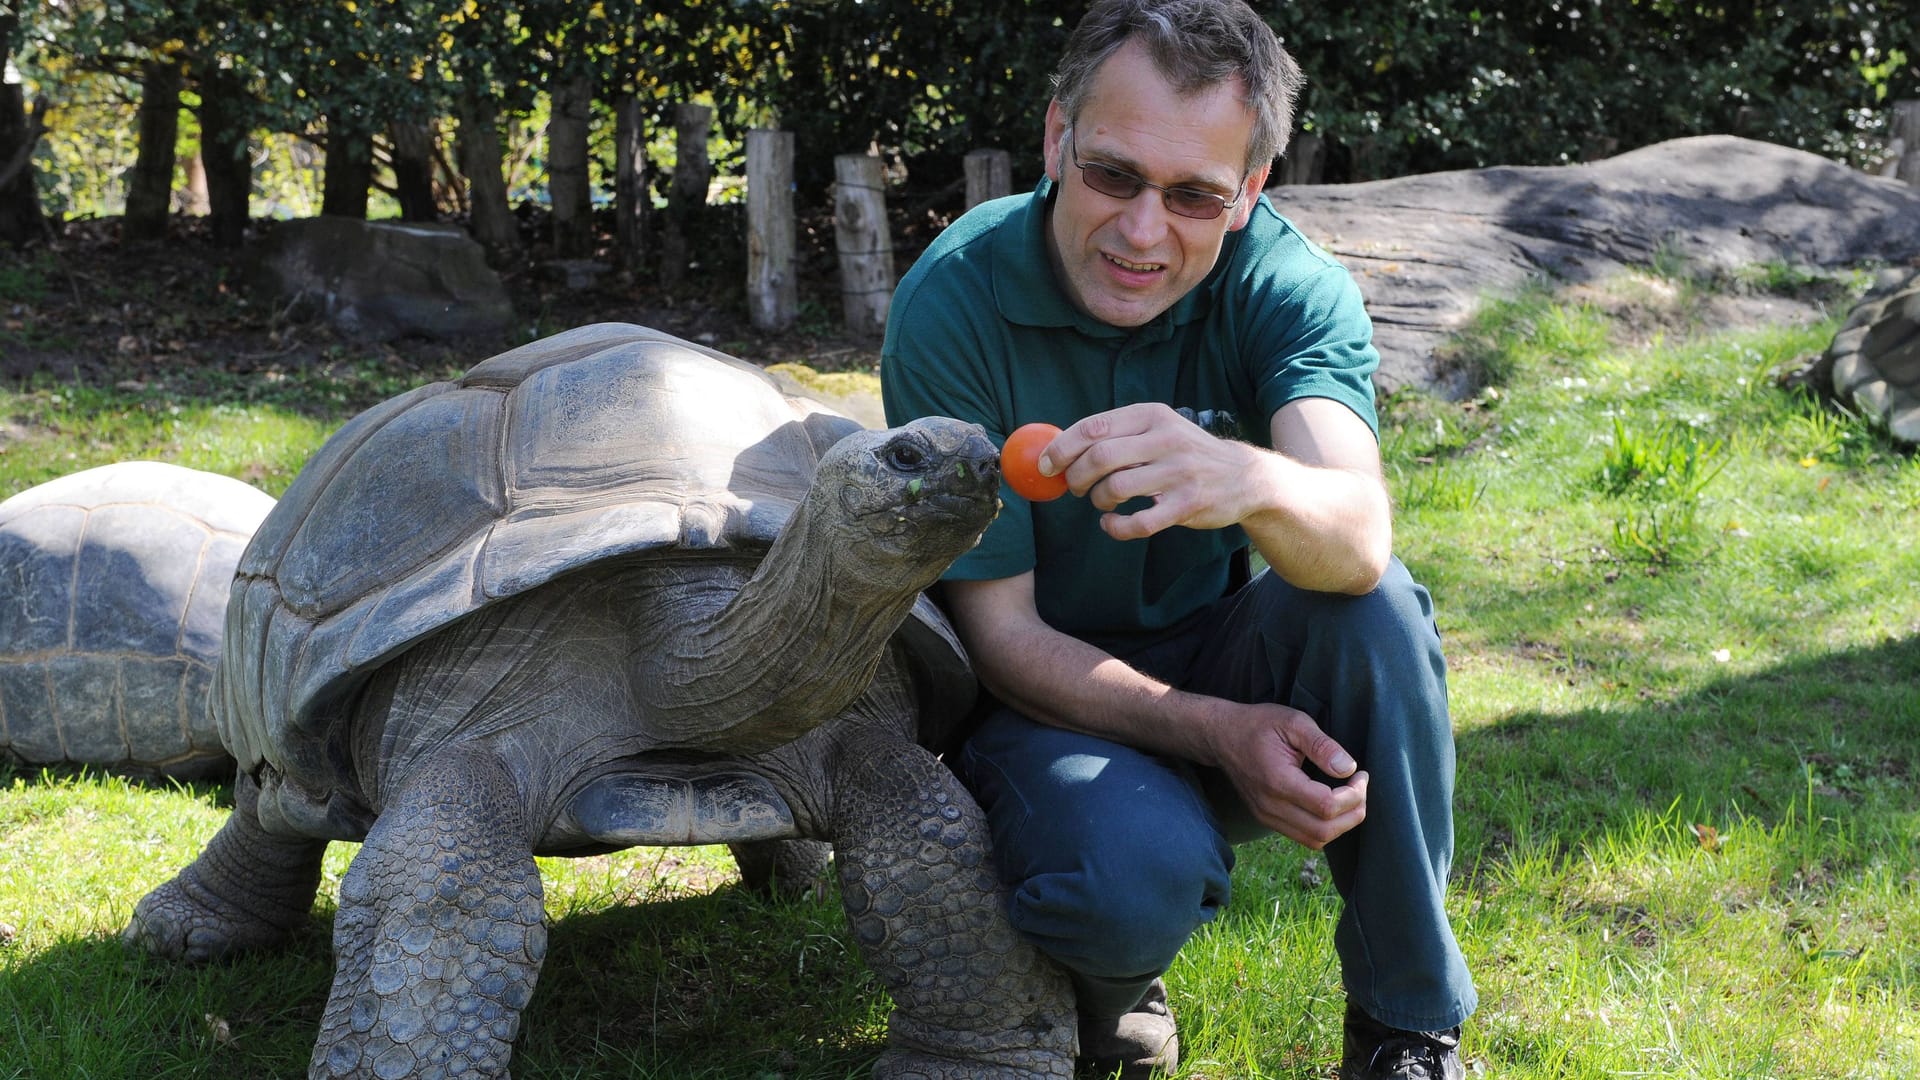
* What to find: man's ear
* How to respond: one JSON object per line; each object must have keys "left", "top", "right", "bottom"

{"left": 1043, "top": 100, "right": 1069, "bottom": 182}
{"left": 1228, "top": 163, "right": 1272, "bottom": 231}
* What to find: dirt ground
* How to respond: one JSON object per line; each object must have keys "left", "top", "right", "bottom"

{"left": 0, "top": 212, "right": 912, "bottom": 396}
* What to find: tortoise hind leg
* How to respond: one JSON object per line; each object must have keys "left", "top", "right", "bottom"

{"left": 310, "top": 749, "right": 546, "bottom": 1080}
{"left": 123, "top": 771, "right": 326, "bottom": 963}
{"left": 728, "top": 838, "right": 832, "bottom": 899}
{"left": 829, "top": 737, "right": 1075, "bottom": 1079}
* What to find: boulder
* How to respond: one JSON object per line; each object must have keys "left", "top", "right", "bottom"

{"left": 1267, "top": 135, "right": 1920, "bottom": 396}
{"left": 247, "top": 216, "right": 515, "bottom": 342}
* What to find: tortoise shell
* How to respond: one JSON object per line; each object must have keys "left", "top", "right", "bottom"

{"left": 0, "top": 461, "right": 274, "bottom": 777}
{"left": 218, "top": 323, "right": 971, "bottom": 787}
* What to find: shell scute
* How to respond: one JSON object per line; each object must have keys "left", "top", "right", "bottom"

{"left": 0, "top": 503, "right": 81, "bottom": 654}
{"left": 276, "top": 387, "right": 508, "bottom": 618}
{"left": 73, "top": 504, "right": 206, "bottom": 655}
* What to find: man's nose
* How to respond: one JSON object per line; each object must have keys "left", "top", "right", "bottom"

{"left": 1115, "top": 190, "right": 1172, "bottom": 249}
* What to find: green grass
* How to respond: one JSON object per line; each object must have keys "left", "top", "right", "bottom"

{"left": 4, "top": 267, "right": 1918, "bottom": 1078}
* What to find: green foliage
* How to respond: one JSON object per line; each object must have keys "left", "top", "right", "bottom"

{"left": 10, "top": 0, "right": 1919, "bottom": 224}
{"left": 1270, "top": 0, "right": 1917, "bottom": 179}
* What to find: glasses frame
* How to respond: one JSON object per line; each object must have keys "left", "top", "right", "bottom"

{"left": 1067, "top": 130, "right": 1247, "bottom": 222}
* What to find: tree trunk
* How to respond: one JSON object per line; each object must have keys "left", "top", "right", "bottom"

{"left": 833, "top": 152, "right": 895, "bottom": 338}
{"left": 321, "top": 118, "right": 373, "bottom": 220}
{"left": 613, "top": 92, "right": 646, "bottom": 272}
{"left": 124, "top": 58, "right": 183, "bottom": 243}
{"left": 547, "top": 73, "right": 592, "bottom": 257}
{"left": 455, "top": 90, "right": 520, "bottom": 259}
{"left": 389, "top": 120, "right": 438, "bottom": 221}
{"left": 660, "top": 102, "right": 712, "bottom": 290}
{"left": 746, "top": 129, "right": 796, "bottom": 332}
{"left": 197, "top": 70, "right": 251, "bottom": 248}
{"left": 0, "top": 19, "right": 47, "bottom": 246}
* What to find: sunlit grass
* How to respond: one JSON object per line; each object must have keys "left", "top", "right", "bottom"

{"left": 3, "top": 266, "right": 1916, "bottom": 1077}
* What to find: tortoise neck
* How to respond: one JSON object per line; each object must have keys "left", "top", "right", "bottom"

{"left": 652, "top": 497, "right": 921, "bottom": 752}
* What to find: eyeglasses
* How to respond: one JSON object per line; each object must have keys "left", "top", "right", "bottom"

{"left": 1069, "top": 131, "right": 1245, "bottom": 221}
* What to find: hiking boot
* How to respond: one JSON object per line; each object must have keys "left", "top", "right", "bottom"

{"left": 1077, "top": 978, "right": 1179, "bottom": 1078}
{"left": 1339, "top": 1000, "right": 1464, "bottom": 1080}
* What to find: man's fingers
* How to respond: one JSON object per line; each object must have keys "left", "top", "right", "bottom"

{"left": 1287, "top": 713, "right": 1357, "bottom": 778}
{"left": 1262, "top": 772, "right": 1369, "bottom": 849}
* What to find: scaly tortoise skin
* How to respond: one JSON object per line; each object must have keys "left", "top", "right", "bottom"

{"left": 0, "top": 461, "right": 273, "bottom": 778}
{"left": 124, "top": 324, "right": 1075, "bottom": 1079}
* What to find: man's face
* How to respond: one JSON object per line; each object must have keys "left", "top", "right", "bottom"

{"left": 1042, "top": 39, "right": 1270, "bottom": 329}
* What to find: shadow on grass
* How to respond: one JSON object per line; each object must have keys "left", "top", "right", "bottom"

{"left": 1, "top": 856, "right": 884, "bottom": 1080}
{"left": 1452, "top": 631, "right": 1920, "bottom": 875}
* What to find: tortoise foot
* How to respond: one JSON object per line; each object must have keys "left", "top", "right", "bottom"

{"left": 123, "top": 873, "right": 305, "bottom": 964}
{"left": 123, "top": 778, "right": 327, "bottom": 963}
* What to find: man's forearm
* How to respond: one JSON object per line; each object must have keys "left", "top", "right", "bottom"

{"left": 1237, "top": 448, "right": 1392, "bottom": 596}
{"left": 959, "top": 610, "right": 1231, "bottom": 766}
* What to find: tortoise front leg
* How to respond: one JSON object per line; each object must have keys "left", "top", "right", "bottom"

{"left": 123, "top": 770, "right": 327, "bottom": 963}
{"left": 310, "top": 749, "right": 546, "bottom": 1080}
{"left": 830, "top": 737, "right": 1076, "bottom": 1079}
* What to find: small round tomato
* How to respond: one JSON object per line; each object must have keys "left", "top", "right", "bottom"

{"left": 1002, "top": 422, "right": 1069, "bottom": 502}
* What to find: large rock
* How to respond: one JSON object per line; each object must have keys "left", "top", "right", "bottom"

{"left": 248, "top": 217, "right": 515, "bottom": 342}
{"left": 1267, "top": 135, "right": 1920, "bottom": 395}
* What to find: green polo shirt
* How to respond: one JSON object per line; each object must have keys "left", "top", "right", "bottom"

{"left": 881, "top": 179, "right": 1379, "bottom": 650}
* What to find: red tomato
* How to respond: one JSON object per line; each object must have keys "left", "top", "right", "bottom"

{"left": 1002, "top": 422, "right": 1069, "bottom": 502}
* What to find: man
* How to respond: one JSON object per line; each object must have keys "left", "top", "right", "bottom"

{"left": 880, "top": 1, "right": 1476, "bottom": 1077}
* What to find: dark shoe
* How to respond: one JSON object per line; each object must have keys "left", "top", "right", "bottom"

{"left": 1340, "top": 1001, "right": 1464, "bottom": 1080}
{"left": 1077, "top": 978, "right": 1179, "bottom": 1078}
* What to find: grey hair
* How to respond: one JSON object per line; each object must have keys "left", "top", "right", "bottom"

{"left": 1051, "top": 0, "right": 1305, "bottom": 175}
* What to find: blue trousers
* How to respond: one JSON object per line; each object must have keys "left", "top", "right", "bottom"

{"left": 951, "top": 558, "right": 1477, "bottom": 1032}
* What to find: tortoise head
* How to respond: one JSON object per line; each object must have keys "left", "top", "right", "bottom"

{"left": 805, "top": 416, "right": 1001, "bottom": 588}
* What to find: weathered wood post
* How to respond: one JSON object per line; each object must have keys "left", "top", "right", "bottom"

{"left": 613, "top": 94, "right": 647, "bottom": 272}
{"left": 1893, "top": 100, "right": 1920, "bottom": 186}
{"left": 965, "top": 148, "right": 1012, "bottom": 207}
{"left": 1278, "top": 133, "right": 1324, "bottom": 185}
{"left": 746, "top": 129, "right": 796, "bottom": 332}
{"left": 661, "top": 102, "right": 714, "bottom": 290}
{"left": 548, "top": 73, "right": 593, "bottom": 257}
{"left": 833, "top": 152, "right": 896, "bottom": 338}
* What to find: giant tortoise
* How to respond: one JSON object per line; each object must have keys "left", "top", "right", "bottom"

{"left": 0, "top": 461, "right": 273, "bottom": 778}
{"left": 125, "top": 324, "right": 1075, "bottom": 1078}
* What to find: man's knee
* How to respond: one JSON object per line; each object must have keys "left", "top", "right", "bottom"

{"left": 1004, "top": 811, "right": 1231, "bottom": 980}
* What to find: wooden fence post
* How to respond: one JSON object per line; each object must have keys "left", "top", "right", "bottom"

{"left": 661, "top": 102, "right": 713, "bottom": 290}
{"left": 965, "top": 148, "right": 1012, "bottom": 207}
{"left": 1893, "top": 100, "right": 1920, "bottom": 186}
{"left": 547, "top": 73, "right": 593, "bottom": 258}
{"left": 613, "top": 93, "right": 647, "bottom": 272}
{"left": 747, "top": 129, "right": 796, "bottom": 332}
{"left": 833, "top": 152, "right": 896, "bottom": 338}
{"left": 1277, "top": 133, "right": 1324, "bottom": 185}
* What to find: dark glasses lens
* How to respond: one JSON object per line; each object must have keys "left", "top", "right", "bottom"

{"left": 1073, "top": 159, "right": 1232, "bottom": 221}
{"left": 1079, "top": 161, "right": 1145, "bottom": 199}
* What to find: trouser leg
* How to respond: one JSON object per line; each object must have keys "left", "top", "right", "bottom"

{"left": 953, "top": 707, "right": 1233, "bottom": 1020}
{"left": 1183, "top": 559, "right": 1476, "bottom": 1032}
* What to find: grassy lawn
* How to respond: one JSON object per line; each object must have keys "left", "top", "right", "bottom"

{"left": 2, "top": 264, "right": 1916, "bottom": 1078}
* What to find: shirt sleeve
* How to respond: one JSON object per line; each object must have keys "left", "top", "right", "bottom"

{"left": 1231, "top": 216, "right": 1381, "bottom": 438}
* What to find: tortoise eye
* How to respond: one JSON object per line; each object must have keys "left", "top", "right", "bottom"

{"left": 883, "top": 439, "right": 928, "bottom": 471}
